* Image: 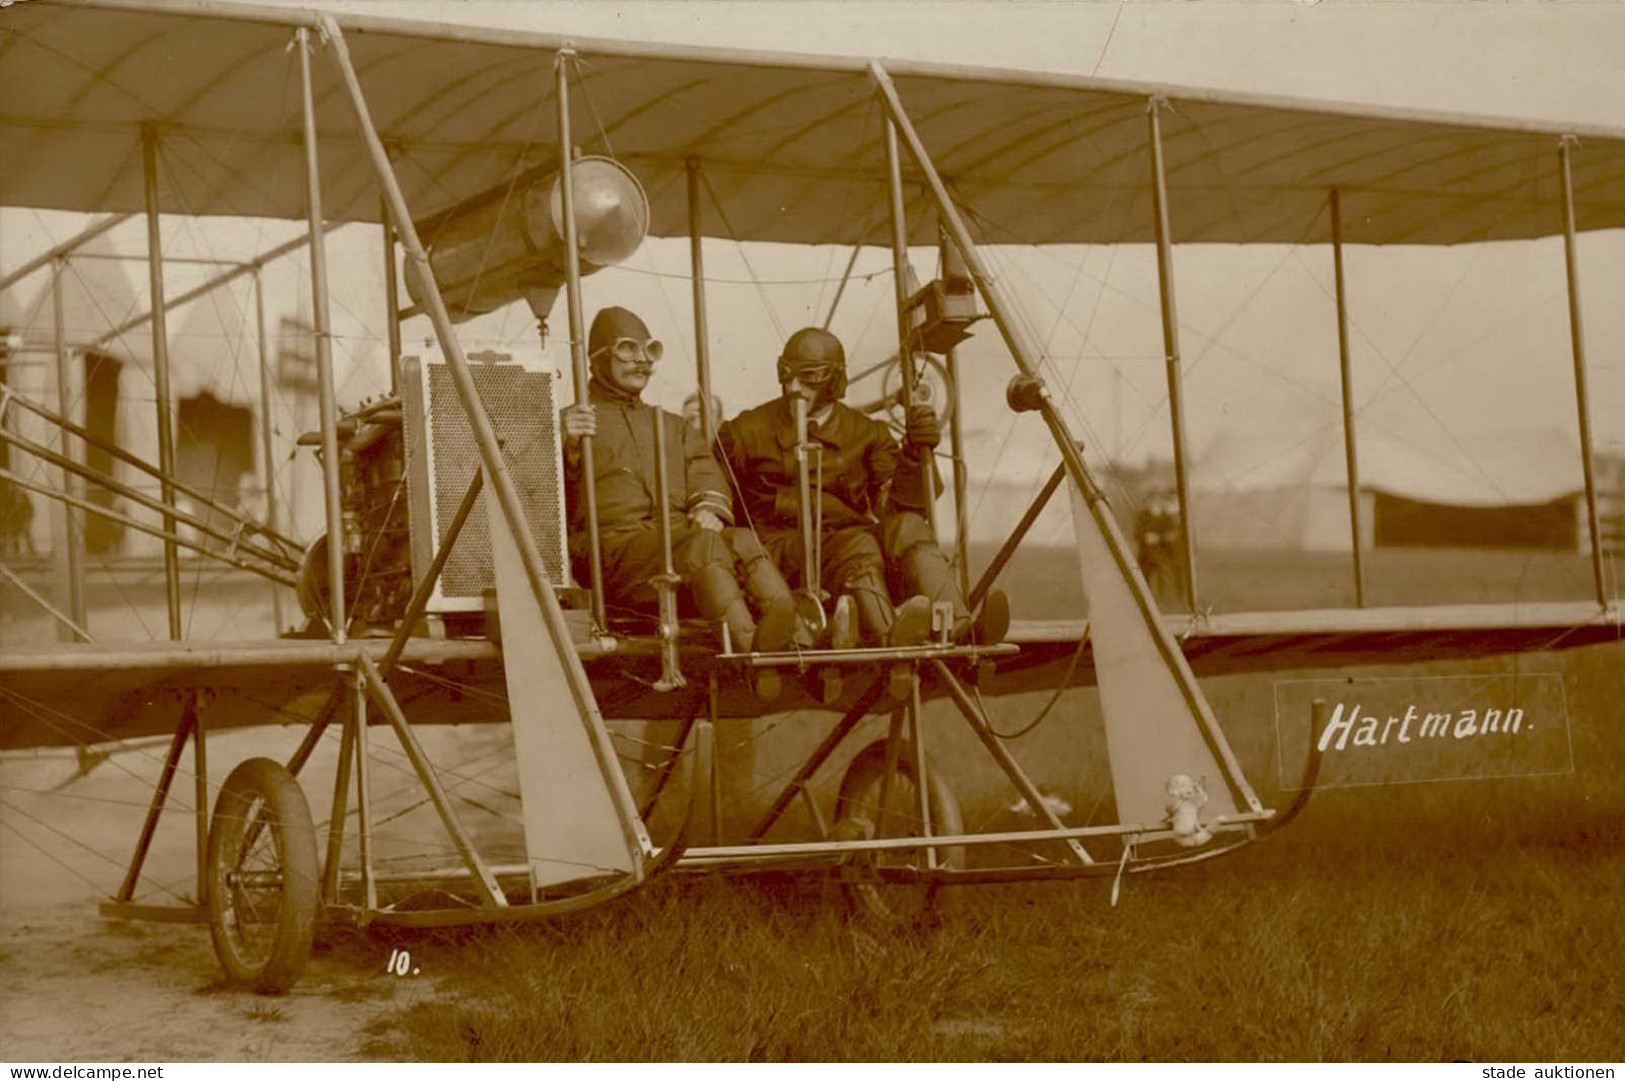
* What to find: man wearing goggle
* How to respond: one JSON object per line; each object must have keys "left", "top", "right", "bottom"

{"left": 718, "top": 326, "right": 1007, "bottom": 649}
{"left": 560, "top": 305, "right": 804, "bottom": 655}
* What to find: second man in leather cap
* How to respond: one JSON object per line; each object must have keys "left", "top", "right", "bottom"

{"left": 718, "top": 326, "right": 1006, "bottom": 648}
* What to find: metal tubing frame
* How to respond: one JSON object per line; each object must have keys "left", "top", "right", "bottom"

{"left": 253, "top": 267, "right": 285, "bottom": 630}
{"left": 0, "top": 214, "right": 135, "bottom": 296}
{"left": 791, "top": 395, "right": 820, "bottom": 599}
{"left": 870, "top": 62, "right": 1265, "bottom": 817}
{"left": 870, "top": 704, "right": 908, "bottom": 840}
{"left": 297, "top": 27, "right": 348, "bottom": 645}
{"left": 0, "top": 383, "right": 302, "bottom": 556}
{"left": 141, "top": 124, "right": 183, "bottom": 641}
{"left": 1146, "top": 98, "right": 1198, "bottom": 614}
{"left": 930, "top": 659, "right": 1093, "bottom": 865}
{"left": 649, "top": 402, "right": 686, "bottom": 690}
{"left": 749, "top": 675, "right": 886, "bottom": 840}
{"left": 0, "top": 465, "right": 300, "bottom": 587}
{"left": 882, "top": 113, "right": 937, "bottom": 540}
{"left": 0, "top": 426, "right": 299, "bottom": 572}
{"left": 637, "top": 704, "right": 701, "bottom": 821}
{"left": 0, "top": 560, "right": 93, "bottom": 642}
{"left": 358, "top": 653, "right": 506, "bottom": 907}
{"left": 191, "top": 693, "right": 208, "bottom": 900}
{"left": 554, "top": 48, "right": 608, "bottom": 631}
{"left": 968, "top": 462, "right": 1066, "bottom": 610}
{"left": 686, "top": 158, "right": 716, "bottom": 445}
{"left": 353, "top": 666, "right": 377, "bottom": 913}
{"left": 945, "top": 344, "right": 971, "bottom": 596}
{"left": 321, "top": 687, "right": 355, "bottom": 902}
{"left": 908, "top": 671, "right": 937, "bottom": 870}
{"left": 380, "top": 471, "right": 483, "bottom": 675}
{"left": 381, "top": 194, "right": 403, "bottom": 395}
{"left": 1558, "top": 137, "right": 1608, "bottom": 608}
{"left": 1329, "top": 188, "right": 1367, "bottom": 607}
{"left": 297, "top": 18, "right": 659, "bottom": 872}
{"left": 687, "top": 813, "right": 1267, "bottom": 864}
{"left": 51, "top": 259, "right": 86, "bottom": 642}
{"left": 87, "top": 225, "right": 342, "bottom": 353}
{"left": 116, "top": 706, "right": 195, "bottom": 902}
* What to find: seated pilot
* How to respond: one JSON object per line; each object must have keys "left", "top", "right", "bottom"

{"left": 717, "top": 326, "right": 1007, "bottom": 649}
{"left": 560, "top": 306, "right": 803, "bottom": 653}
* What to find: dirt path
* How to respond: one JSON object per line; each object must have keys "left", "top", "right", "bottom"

{"left": 0, "top": 907, "right": 426, "bottom": 1062}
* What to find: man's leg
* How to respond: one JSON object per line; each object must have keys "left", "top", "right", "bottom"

{"left": 823, "top": 525, "right": 930, "bottom": 647}
{"left": 881, "top": 512, "right": 1008, "bottom": 645}
{"left": 724, "top": 529, "right": 809, "bottom": 650}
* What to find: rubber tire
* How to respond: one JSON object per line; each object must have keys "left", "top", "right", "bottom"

{"left": 832, "top": 739, "right": 964, "bottom": 925}
{"left": 206, "top": 757, "right": 320, "bottom": 994}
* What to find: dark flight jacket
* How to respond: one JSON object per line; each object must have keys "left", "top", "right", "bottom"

{"left": 717, "top": 397, "right": 935, "bottom": 532}
{"left": 563, "top": 379, "right": 734, "bottom": 555}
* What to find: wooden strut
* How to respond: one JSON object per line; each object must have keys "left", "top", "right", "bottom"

{"left": 321, "top": 15, "right": 653, "bottom": 866}
{"left": 649, "top": 406, "right": 686, "bottom": 691}
{"left": 50, "top": 258, "right": 86, "bottom": 642}
{"left": 141, "top": 123, "right": 182, "bottom": 641}
{"left": 117, "top": 702, "right": 196, "bottom": 903}
{"left": 869, "top": 62, "right": 1266, "bottom": 818}
{"left": 0, "top": 384, "right": 303, "bottom": 557}
{"left": 1558, "top": 136, "right": 1609, "bottom": 609}
{"left": 749, "top": 675, "right": 887, "bottom": 840}
{"left": 0, "top": 426, "right": 299, "bottom": 572}
{"left": 358, "top": 654, "right": 506, "bottom": 908}
{"left": 1145, "top": 97, "right": 1199, "bottom": 615}
{"left": 1329, "top": 187, "right": 1368, "bottom": 608}
{"left": 0, "top": 467, "right": 300, "bottom": 588}
{"left": 554, "top": 48, "right": 608, "bottom": 632}
{"left": 882, "top": 112, "right": 937, "bottom": 542}
{"left": 296, "top": 26, "right": 348, "bottom": 647}
{"left": 969, "top": 462, "right": 1067, "bottom": 610}
{"left": 930, "top": 659, "right": 1094, "bottom": 866}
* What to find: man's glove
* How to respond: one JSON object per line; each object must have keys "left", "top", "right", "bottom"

{"left": 903, "top": 403, "right": 941, "bottom": 452}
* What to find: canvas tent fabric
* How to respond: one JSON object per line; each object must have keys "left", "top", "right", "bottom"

{"left": 4, "top": 0, "right": 1625, "bottom": 248}
{"left": 1189, "top": 424, "right": 1588, "bottom": 550}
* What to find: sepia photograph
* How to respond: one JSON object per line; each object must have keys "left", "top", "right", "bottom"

{"left": 0, "top": 0, "right": 1621, "bottom": 1065}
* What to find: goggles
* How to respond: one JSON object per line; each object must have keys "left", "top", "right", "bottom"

{"left": 777, "top": 359, "right": 837, "bottom": 387}
{"left": 593, "top": 337, "right": 664, "bottom": 364}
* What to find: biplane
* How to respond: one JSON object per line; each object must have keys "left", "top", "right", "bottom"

{"left": 1, "top": 0, "right": 1620, "bottom": 994}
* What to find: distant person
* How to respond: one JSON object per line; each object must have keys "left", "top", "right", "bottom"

{"left": 0, "top": 477, "right": 34, "bottom": 558}
{"left": 682, "top": 391, "right": 724, "bottom": 437}
{"left": 1134, "top": 487, "right": 1182, "bottom": 603}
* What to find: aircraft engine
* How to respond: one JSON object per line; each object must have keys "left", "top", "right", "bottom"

{"left": 403, "top": 156, "right": 649, "bottom": 328}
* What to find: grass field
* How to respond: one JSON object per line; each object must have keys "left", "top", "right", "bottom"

{"left": 361, "top": 547, "right": 1622, "bottom": 1062}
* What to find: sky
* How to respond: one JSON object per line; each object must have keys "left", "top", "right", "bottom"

{"left": 2, "top": 0, "right": 1621, "bottom": 543}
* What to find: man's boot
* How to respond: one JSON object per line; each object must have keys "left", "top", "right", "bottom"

{"left": 737, "top": 544, "right": 816, "bottom": 650}
{"left": 899, "top": 543, "right": 1009, "bottom": 645}
{"left": 691, "top": 561, "right": 756, "bottom": 651}
{"left": 692, "top": 561, "right": 786, "bottom": 698}
{"left": 843, "top": 568, "right": 931, "bottom": 648}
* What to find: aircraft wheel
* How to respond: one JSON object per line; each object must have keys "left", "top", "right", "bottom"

{"left": 206, "top": 757, "right": 320, "bottom": 994}
{"left": 832, "top": 739, "right": 963, "bottom": 926}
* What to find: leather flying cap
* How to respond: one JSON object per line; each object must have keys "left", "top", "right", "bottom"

{"left": 776, "top": 326, "right": 847, "bottom": 399}
{"left": 588, "top": 306, "right": 652, "bottom": 357}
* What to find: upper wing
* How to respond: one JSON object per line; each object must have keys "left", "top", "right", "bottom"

{"left": 4, "top": 0, "right": 1625, "bottom": 246}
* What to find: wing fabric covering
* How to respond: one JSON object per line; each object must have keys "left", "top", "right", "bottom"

{"left": 487, "top": 484, "right": 639, "bottom": 890}
{"left": 3, "top": 0, "right": 1625, "bottom": 244}
{"left": 1067, "top": 483, "right": 1241, "bottom": 827}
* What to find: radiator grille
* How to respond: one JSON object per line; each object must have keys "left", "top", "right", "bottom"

{"left": 407, "top": 358, "right": 567, "bottom": 609}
